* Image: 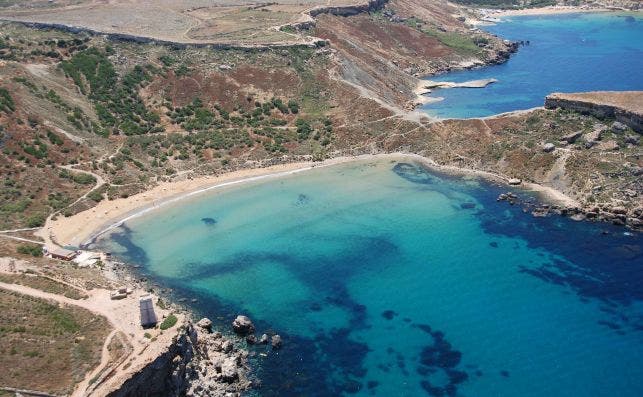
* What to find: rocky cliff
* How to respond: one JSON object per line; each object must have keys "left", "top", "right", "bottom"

{"left": 106, "top": 320, "right": 252, "bottom": 397}
{"left": 545, "top": 91, "right": 643, "bottom": 133}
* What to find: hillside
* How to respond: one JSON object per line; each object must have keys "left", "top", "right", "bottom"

{"left": 0, "top": 0, "right": 519, "bottom": 231}
{"left": 0, "top": 1, "right": 642, "bottom": 395}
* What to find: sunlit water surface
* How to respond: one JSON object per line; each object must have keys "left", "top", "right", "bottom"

{"left": 93, "top": 158, "right": 643, "bottom": 396}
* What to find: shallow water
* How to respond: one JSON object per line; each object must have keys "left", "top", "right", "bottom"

{"left": 93, "top": 158, "right": 643, "bottom": 397}
{"left": 421, "top": 12, "right": 643, "bottom": 119}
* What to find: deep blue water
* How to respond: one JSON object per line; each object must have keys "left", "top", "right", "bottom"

{"left": 93, "top": 158, "right": 643, "bottom": 397}
{"left": 421, "top": 12, "right": 643, "bottom": 119}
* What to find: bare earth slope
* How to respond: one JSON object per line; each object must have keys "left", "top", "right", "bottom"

{"left": 0, "top": 0, "right": 383, "bottom": 46}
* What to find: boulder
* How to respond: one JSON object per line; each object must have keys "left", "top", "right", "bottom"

{"left": 271, "top": 334, "right": 282, "bottom": 349}
{"left": 259, "top": 334, "right": 269, "bottom": 344}
{"left": 611, "top": 121, "right": 628, "bottom": 133}
{"left": 508, "top": 178, "right": 522, "bottom": 185}
{"left": 584, "top": 129, "right": 603, "bottom": 143}
{"left": 624, "top": 135, "right": 640, "bottom": 145}
{"left": 245, "top": 334, "right": 257, "bottom": 345}
{"left": 221, "top": 340, "right": 234, "bottom": 353}
{"left": 542, "top": 143, "right": 555, "bottom": 153}
{"left": 196, "top": 318, "right": 213, "bottom": 332}
{"left": 220, "top": 358, "right": 238, "bottom": 382}
{"left": 560, "top": 131, "right": 582, "bottom": 144}
{"left": 611, "top": 206, "right": 627, "bottom": 215}
{"left": 597, "top": 140, "right": 619, "bottom": 151}
{"left": 232, "top": 315, "right": 255, "bottom": 336}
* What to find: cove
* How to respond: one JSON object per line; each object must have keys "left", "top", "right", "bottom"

{"left": 421, "top": 12, "right": 643, "bottom": 119}
{"left": 92, "top": 157, "right": 643, "bottom": 397}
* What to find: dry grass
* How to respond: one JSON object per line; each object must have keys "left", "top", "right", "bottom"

{"left": 0, "top": 0, "right": 360, "bottom": 45}
{"left": 0, "top": 273, "right": 88, "bottom": 299}
{"left": 0, "top": 289, "right": 111, "bottom": 395}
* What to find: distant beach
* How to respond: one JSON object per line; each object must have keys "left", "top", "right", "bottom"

{"left": 487, "top": 6, "right": 613, "bottom": 18}
{"left": 44, "top": 153, "right": 581, "bottom": 249}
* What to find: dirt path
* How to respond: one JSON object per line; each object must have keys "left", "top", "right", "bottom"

{"left": 0, "top": 280, "right": 180, "bottom": 397}
{"left": 0, "top": 234, "right": 44, "bottom": 245}
{"left": 73, "top": 329, "right": 118, "bottom": 397}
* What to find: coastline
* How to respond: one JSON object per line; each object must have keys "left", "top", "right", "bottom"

{"left": 486, "top": 6, "right": 615, "bottom": 17}
{"left": 44, "top": 152, "right": 582, "bottom": 249}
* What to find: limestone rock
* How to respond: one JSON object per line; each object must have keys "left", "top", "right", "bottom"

{"left": 259, "top": 334, "right": 269, "bottom": 344}
{"left": 196, "top": 318, "right": 213, "bottom": 332}
{"left": 597, "top": 140, "right": 619, "bottom": 151}
{"left": 508, "top": 178, "right": 521, "bottom": 185}
{"left": 560, "top": 130, "right": 582, "bottom": 144}
{"left": 612, "top": 121, "right": 628, "bottom": 133}
{"left": 271, "top": 334, "right": 282, "bottom": 349}
{"left": 220, "top": 358, "right": 238, "bottom": 382}
{"left": 232, "top": 315, "right": 255, "bottom": 336}
{"left": 221, "top": 340, "right": 234, "bottom": 353}
{"left": 542, "top": 143, "right": 555, "bottom": 153}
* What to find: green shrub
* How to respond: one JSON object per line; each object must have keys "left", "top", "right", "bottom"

{"left": 26, "top": 213, "right": 46, "bottom": 227}
{"left": 47, "top": 130, "right": 64, "bottom": 145}
{"left": 0, "top": 87, "right": 15, "bottom": 113}
{"left": 17, "top": 244, "right": 43, "bottom": 257}
{"left": 159, "top": 314, "right": 178, "bottom": 330}
{"left": 87, "top": 189, "right": 104, "bottom": 202}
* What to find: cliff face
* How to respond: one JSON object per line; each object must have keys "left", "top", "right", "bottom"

{"left": 545, "top": 92, "right": 643, "bottom": 133}
{"left": 107, "top": 322, "right": 251, "bottom": 397}
{"left": 309, "top": 0, "right": 388, "bottom": 17}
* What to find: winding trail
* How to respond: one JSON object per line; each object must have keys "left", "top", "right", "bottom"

{"left": 0, "top": 278, "right": 179, "bottom": 397}
{"left": 73, "top": 329, "right": 119, "bottom": 397}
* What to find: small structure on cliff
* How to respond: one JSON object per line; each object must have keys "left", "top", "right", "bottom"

{"left": 139, "top": 295, "right": 158, "bottom": 328}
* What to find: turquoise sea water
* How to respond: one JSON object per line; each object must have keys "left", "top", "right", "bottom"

{"left": 92, "top": 158, "right": 643, "bottom": 396}
{"left": 421, "top": 12, "right": 643, "bottom": 119}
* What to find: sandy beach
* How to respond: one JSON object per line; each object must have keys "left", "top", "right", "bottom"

{"left": 42, "top": 153, "right": 581, "bottom": 249}
{"left": 488, "top": 5, "right": 614, "bottom": 17}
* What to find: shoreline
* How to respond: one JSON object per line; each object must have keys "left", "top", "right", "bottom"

{"left": 44, "top": 152, "right": 581, "bottom": 249}
{"left": 485, "top": 6, "right": 616, "bottom": 18}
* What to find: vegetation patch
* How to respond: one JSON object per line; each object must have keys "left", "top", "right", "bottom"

{"left": 159, "top": 313, "right": 178, "bottom": 330}
{"left": 60, "top": 47, "right": 162, "bottom": 136}
{"left": 0, "top": 289, "right": 109, "bottom": 394}
{"left": 0, "top": 87, "right": 15, "bottom": 113}
{"left": 16, "top": 244, "right": 43, "bottom": 257}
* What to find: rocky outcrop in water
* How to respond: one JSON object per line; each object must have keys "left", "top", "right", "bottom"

{"left": 107, "top": 319, "right": 251, "bottom": 397}
{"left": 232, "top": 315, "right": 255, "bottom": 336}
{"left": 496, "top": 191, "right": 643, "bottom": 231}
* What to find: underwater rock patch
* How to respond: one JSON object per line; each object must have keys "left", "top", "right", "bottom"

{"left": 392, "top": 163, "right": 434, "bottom": 185}
{"left": 201, "top": 217, "right": 217, "bottom": 225}
{"left": 415, "top": 324, "right": 470, "bottom": 396}
{"left": 296, "top": 193, "right": 310, "bottom": 206}
{"left": 382, "top": 310, "right": 398, "bottom": 320}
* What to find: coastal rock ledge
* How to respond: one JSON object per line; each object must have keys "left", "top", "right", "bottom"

{"left": 107, "top": 319, "right": 252, "bottom": 397}
{"left": 545, "top": 91, "right": 643, "bottom": 134}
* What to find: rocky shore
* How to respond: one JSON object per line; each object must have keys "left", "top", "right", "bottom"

{"left": 99, "top": 259, "right": 289, "bottom": 396}
{"left": 106, "top": 319, "right": 253, "bottom": 397}
{"left": 496, "top": 190, "right": 643, "bottom": 230}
